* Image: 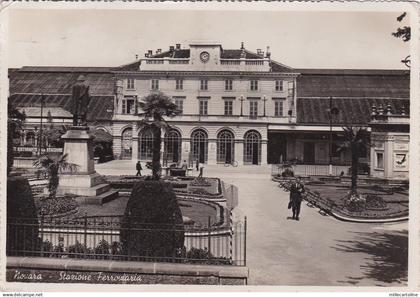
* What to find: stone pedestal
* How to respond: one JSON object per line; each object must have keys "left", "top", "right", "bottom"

{"left": 57, "top": 126, "right": 118, "bottom": 204}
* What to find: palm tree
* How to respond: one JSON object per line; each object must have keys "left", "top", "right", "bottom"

{"left": 338, "top": 126, "right": 370, "bottom": 193}
{"left": 33, "top": 153, "right": 78, "bottom": 199}
{"left": 138, "top": 92, "right": 179, "bottom": 180}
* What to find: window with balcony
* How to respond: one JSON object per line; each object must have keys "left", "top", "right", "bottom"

{"left": 175, "top": 79, "right": 183, "bottom": 90}
{"left": 173, "top": 97, "right": 184, "bottom": 114}
{"left": 200, "top": 79, "right": 208, "bottom": 91}
{"left": 273, "top": 99, "right": 284, "bottom": 117}
{"left": 224, "top": 100, "right": 233, "bottom": 116}
{"left": 249, "top": 100, "right": 258, "bottom": 118}
{"left": 199, "top": 100, "right": 208, "bottom": 115}
{"left": 275, "top": 80, "right": 283, "bottom": 92}
{"left": 225, "top": 79, "right": 233, "bottom": 91}
{"left": 127, "top": 78, "right": 135, "bottom": 90}
{"left": 250, "top": 80, "right": 259, "bottom": 91}
{"left": 122, "top": 97, "right": 136, "bottom": 115}
{"left": 151, "top": 79, "right": 159, "bottom": 90}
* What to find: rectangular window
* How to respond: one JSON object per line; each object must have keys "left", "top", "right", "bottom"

{"left": 275, "top": 80, "right": 283, "bottom": 92}
{"left": 288, "top": 81, "right": 294, "bottom": 96}
{"left": 173, "top": 97, "right": 184, "bottom": 114}
{"left": 176, "top": 79, "right": 183, "bottom": 90}
{"left": 249, "top": 101, "right": 258, "bottom": 118}
{"left": 122, "top": 98, "right": 135, "bottom": 114}
{"left": 224, "top": 100, "right": 233, "bottom": 116}
{"left": 200, "top": 79, "right": 208, "bottom": 91}
{"left": 199, "top": 100, "right": 208, "bottom": 115}
{"left": 151, "top": 79, "right": 159, "bottom": 90}
{"left": 127, "top": 78, "right": 135, "bottom": 90}
{"left": 376, "top": 152, "right": 384, "bottom": 169}
{"left": 274, "top": 100, "right": 284, "bottom": 117}
{"left": 250, "top": 80, "right": 258, "bottom": 91}
{"left": 225, "top": 79, "right": 233, "bottom": 91}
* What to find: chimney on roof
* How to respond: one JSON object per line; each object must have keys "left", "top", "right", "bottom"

{"left": 148, "top": 50, "right": 153, "bottom": 56}
{"left": 170, "top": 46, "right": 174, "bottom": 51}
{"left": 176, "top": 43, "right": 181, "bottom": 50}
{"left": 241, "top": 42, "right": 244, "bottom": 50}
{"left": 266, "top": 46, "right": 271, "bottom": 59}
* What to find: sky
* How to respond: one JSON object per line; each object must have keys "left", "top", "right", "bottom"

{"left": 7, "top": 8, "right": 411, "bottom": 70}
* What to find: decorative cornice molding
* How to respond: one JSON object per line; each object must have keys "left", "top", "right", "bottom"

{"left": 113, "top": 71, "right": 299, "bottom": 78}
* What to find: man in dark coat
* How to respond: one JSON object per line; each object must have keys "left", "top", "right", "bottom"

{"left": 136, "top": 161, "right": 142, "bottom": 176}
{"left": 289, "top": 178, "right": 305, "bottom": 220}
{"left": 72, "top": 75, "right": 90, "bottom": 126}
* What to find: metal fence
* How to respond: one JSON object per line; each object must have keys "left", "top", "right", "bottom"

{"left": 7, "top": 215, "right": 247, "bottom": 266}
{"left": 272, "top": 164, "right": 350, "bottom": 177}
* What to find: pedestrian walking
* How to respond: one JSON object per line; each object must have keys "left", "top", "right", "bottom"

{"left": 198, "top": 162, "right": 205, "bottom": 178}
{"left": 196, "top": 159, "right": 199, "bottom": 171}
{"left": 288, "top": 178, "right": 305, "bottom": 220}
{"left": 136, "top": 161, "right": 142, "bottom": 176}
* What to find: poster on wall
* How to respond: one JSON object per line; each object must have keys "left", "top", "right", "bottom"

{"left": 394, "top": 153, "right": 409, "bottom": 171}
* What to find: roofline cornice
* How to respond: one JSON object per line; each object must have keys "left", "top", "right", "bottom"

{"left": 112, "top": 71, "right": 300, "bottom": 78}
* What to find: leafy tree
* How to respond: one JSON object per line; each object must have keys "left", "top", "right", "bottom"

{"left": 138, "top": 92, "right": 180, "bottom": 180}
{"left": 7, "top": 103, "right": 25, "bottom": 175}
{"left": 338, "top": 126, "right": 370, "bottom": 193}
{"left": 33, "top": 153, "right": 78, "bottom": 199}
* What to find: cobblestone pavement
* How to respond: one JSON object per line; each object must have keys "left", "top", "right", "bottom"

{"left": 96, "top": 161, "right": 408, "bottom": 286}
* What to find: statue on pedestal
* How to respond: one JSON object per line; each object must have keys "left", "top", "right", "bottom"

{"left": 71, "top": 75, "right": 90, "bottom": 126}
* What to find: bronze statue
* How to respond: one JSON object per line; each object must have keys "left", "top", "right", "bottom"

{"left": 71, "top": 75, "right": 90, "bottom": 126}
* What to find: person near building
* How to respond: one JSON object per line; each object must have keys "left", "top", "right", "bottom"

{"left": 288, "top": 178, "right": 305, "bottom": 221}
{"left": 198, "top": 163, "right": 205, "bottom": 178}
{"left": 136, "top": 161, "right": 142, "bottom": 176}
{"left": 196, "top": 159, "right": 199, "bottom": 171}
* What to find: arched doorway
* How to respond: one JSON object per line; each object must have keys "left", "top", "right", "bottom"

{"left": 244, "top": 130, "right": 261, "bottom": 165}
{"left": 138, "top": 127, "right": 154, "bottom": 160}
{"left": 164, "top": 129, "right": 181, "bottom": 163}
{"left": 191, "top": 129, "right": 208, "bottom": 164}
{"left": 217, "top": 130, "right": 235, "bottom": 164}
{"left": 121, "top": 127, "right": 132, "bottom": 159}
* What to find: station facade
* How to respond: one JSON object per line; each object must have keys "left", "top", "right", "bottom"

{"left": 8, "top": 42, "right": 410, "bottom": 177}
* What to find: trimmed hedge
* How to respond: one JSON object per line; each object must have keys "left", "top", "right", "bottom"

{"left": 7, "top": 176, "right": 39, "bottom": 256}
{"left": 120, "top": 181, "right": 185, "bottom": 259}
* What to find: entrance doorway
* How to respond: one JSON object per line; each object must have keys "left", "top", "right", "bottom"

{"left": 303, "top": 142, "right": 315, "bottom": 164}
{"left": 244, "top": 130, "right": 261, "bottom": 165}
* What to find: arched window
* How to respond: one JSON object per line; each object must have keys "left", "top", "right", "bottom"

{"left": 121, "top": 128, "right": 132, "bottom": 159}
{"left": 164, "top": 129, "right": 181, "bottom": 164}
{"left": 217, "top": 130, "right": 235, "bottom": 164}
{"left": 244, "top": 130, "right": 261, "bottom": 165}
{"left": 191, "top": 129, "right": 208, "bottom": 164}
{"left": 138, "top": 127, "right": 154, "bottom": 160}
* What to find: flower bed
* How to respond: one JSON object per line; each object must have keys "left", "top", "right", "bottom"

{"left": 275, "top": 176, "right": 408, "bottom": 220}
{"left": 35, "top": 195, "right": 79, "bottom": 217}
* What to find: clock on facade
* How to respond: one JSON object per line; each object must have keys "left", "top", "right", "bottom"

{"left": 200, "top": 51, "right": 210, "bottom": 63}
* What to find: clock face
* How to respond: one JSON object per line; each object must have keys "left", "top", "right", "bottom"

{"left": 200, "top": 51, "right": 210, "bottom": 63}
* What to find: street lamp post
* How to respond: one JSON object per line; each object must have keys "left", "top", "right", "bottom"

{"left": 328, "top": 96, "right": 339, "bottom": 176}
{"left": 38, "top": 94, "right": 45, "bottom": 156}
{"left": 240, "top": 95, "right": 245, "bottom": 116}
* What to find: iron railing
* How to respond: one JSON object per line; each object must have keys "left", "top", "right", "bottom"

{"left": 7, "top": 215, "right": 247, "bottom": 266}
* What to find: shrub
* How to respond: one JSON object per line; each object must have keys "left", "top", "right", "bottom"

{"left": 67, "top": 241, "right": 93, "bottom": 258}
{"left": 344, "top": 193, "right": 366, "bottom": 212}
{"left": 120, "top": 181, "right": 185, "bottom": 259}
{"left": 7, "top": 176, "right": 39, "bottom": 256}
{"left": 35, "top": 195, "right": 78, "bottom": 216}
{"left": 282, "top": 168, "right": 294, "bottom": 177}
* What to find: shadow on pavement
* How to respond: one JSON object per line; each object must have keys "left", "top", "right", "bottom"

{"left": 333, "top": 230, "right": 408, "bottom": 285}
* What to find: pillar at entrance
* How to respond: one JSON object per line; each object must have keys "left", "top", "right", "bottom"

{"left": 261, "top": 140, "right": 268, "bottom": 165}
{"left": 207, "top": 140, "right": 217, "bottom": 165}
{"left": 131, "top": 137, "right": 138, "bottom": 162}
{"left": 235, "top": 141, "right": 244, "bottom": 165}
